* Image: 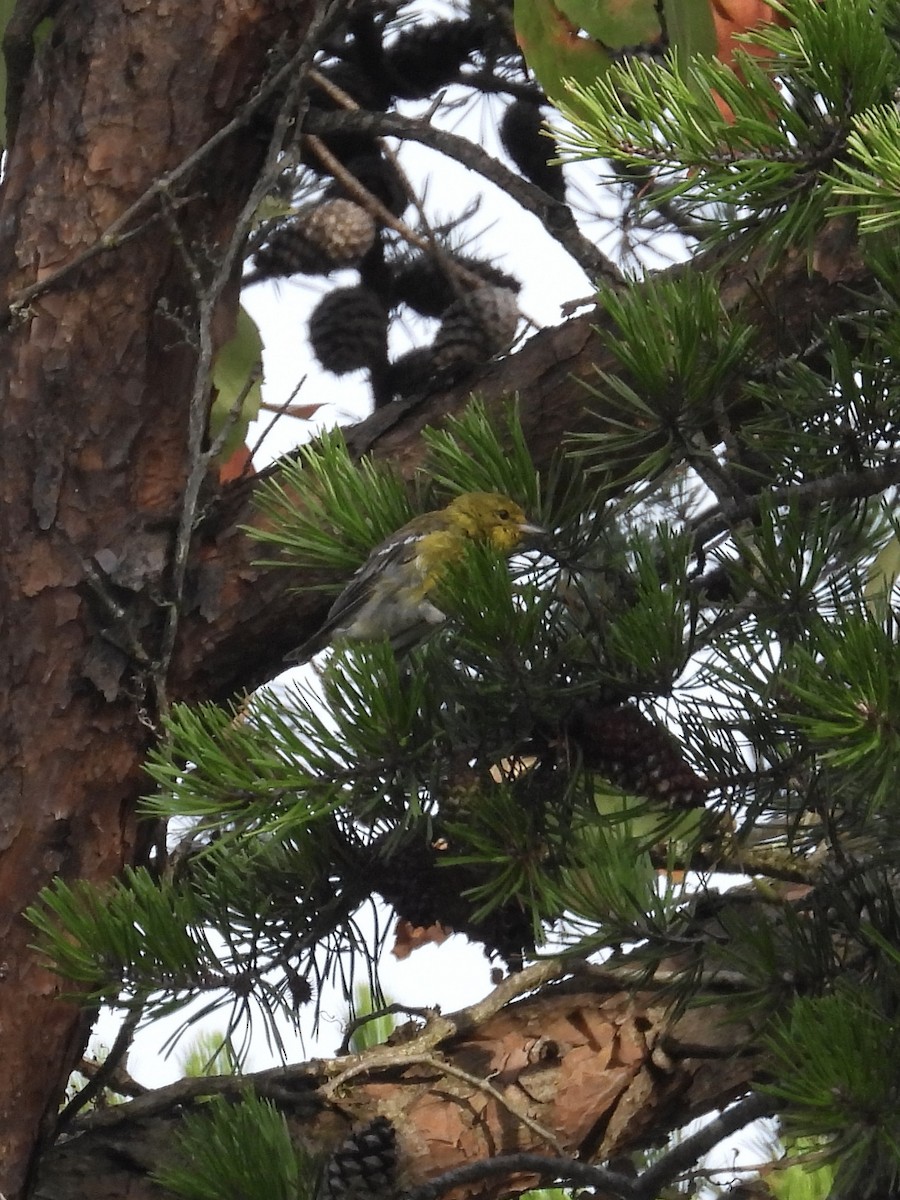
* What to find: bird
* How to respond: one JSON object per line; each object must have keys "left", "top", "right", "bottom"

{"left": 291, "top": 491, "right": 544, "bottom": 660}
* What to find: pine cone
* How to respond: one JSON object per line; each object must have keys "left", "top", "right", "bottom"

{"left": 371, "top": 835, "right": 534, "bottom": 962}
{"left": 309, "top": 287, "right": 389, "bottom": 375}
{"left": 382, "top": 18, "right": 483, "bottom": 99}
{"left": 303, "top": 200, "right": 377, "bottom": 266}
{"left": 321, "top": 1117, "right": 398, "bottom": 1200}
{"left": 500, "top": 99, "right": 567, "bottom": 202}
{"left": 575, "top": 704, "right": 709, "bottom": 808}
{"left": 384, "top": 346, "right": 435, "bottom": 398}
{"left": 432, "top": 286, "right": 520, "bottom": 372}
{"left": 389, "top": 252, "right": 520, "bottom": 318}
{"left": 252, "top": 200, "right": 376, "bottom": 281}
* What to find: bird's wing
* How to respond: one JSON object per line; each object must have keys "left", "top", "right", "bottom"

{"left": 324, "top": 530, "right": 424, "bottom": 632}
{"left": 287, "top": 518, "right": 443, "bottom": 662}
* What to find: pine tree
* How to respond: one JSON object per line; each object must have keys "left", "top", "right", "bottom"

{"left": 6, "top": 0, "right": 900, "bottom": 1197}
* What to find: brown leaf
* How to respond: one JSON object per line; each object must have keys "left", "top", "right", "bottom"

{"left": 391, "top": 918, "right": 452, "bottom": 959}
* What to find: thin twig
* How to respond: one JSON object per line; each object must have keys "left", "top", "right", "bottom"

{"left": 55, "top": 1007, "right": 144, "bottom": 1131}
{"left": 153, "top": 4, "right": 345, "bottom": 710}
{"left": 248, "top": 373, "right": 311, "bottom": 463}
{"left": 207, "top": 364, "right": 263, "bottom": 462}
{"left": 690, "top": 461, "right": 900, "bottom": 552}
{"left": 337, "top": 1004, "right": 435, "bottom": 1056}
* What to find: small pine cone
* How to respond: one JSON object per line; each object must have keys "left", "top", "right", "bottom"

{"left": 383, "top": 18, "right": 482, "bottom": 100}
{"left": 302, "top": 200, "right": 377, "bottom": 267}
{"left": 576, "top": 704, "right": 709, "bottom": 809}
{"left": 390, "top": 252, "right": 520, "bottom": 318}
{"left": 252, "top": 200, "right": 376, "bottom": 281}
{"left": 284, "top": 966, "right": 314, "bottom": 1013}
{"left": 324, "top": 152, "right": 408, "bottom": 219}
{"left": 321, "top": 1117, "right": 398, "bottom": 1200}
{"left": 384, "top": 346, "right": 436, "bottom": 398}
{"left": 309, "top": 287, "right": 389, "bottom": 375}
{"left": 432, "top": 286, "right": 520, "bottom": 372}
{"left": 500, "top": 99, "right": 567, "bottom": 203}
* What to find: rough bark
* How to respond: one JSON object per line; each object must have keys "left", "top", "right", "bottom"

{"left": 34, "top": 964, "right": 762, "bottom": 1200}
{"left": 0, "top": 1, "right": 313, "bottom": 1194}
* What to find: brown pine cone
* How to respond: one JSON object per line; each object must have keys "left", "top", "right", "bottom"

{"left": 309, "top": 287, "right": 389, "bottom": 375}
{"left": 575, "top": 704, "right": 709, "bottom": 809}
{"left": 431, "top": 286, "right": 520, "bottom": 371}
{"left": 321, "top": 1117, "right": 398, "bottom": 1200}
{"left": 251, "top": 200, "right": 376, "bottom": 281}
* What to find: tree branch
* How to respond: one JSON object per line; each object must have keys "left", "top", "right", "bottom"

{"left": 36, "top": 961, "right": 763, "bottom": 1200}
{"left": 633, "top": 1093, "right": 778, "bottom": 1199}
{"left": 176, "top": 230, "right": 875, "bottom": 702}
{"left": 403, "top": 1154, "right": 639, "bottom": 1200}
{"left": 303, "top": 107, "right": 623, "bottom": 286}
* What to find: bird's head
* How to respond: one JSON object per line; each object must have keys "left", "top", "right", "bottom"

{"left": 446, "top": 491, "right": 544, "bottom": 554}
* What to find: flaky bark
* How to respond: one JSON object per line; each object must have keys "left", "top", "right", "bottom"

{"left": 35, "top": 962, "right": 762, "bottom": 1200}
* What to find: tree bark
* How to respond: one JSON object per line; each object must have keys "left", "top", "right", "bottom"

{"left": 0, "top": 1, "right": 313, "bottom": 1194}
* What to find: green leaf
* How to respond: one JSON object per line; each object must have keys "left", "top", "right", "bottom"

{"left": 513, "top": 0, "right": 613, "bottom": 116}
{"left": 557, "top": 0, "right": 662, "bottom": 54}
{"left": 513, "top": 0, "right": 715, "bottom": 118}
{"left": 210, "top": 306, "right": 264, "bottom": 462}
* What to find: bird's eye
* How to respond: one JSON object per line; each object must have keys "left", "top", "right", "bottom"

{"left": 497, "top": 509, "right": 510, "bottom": 520}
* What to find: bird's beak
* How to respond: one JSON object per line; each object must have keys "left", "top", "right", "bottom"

{"left": 518, "top": 520, "right": 547, "bottom": 546}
